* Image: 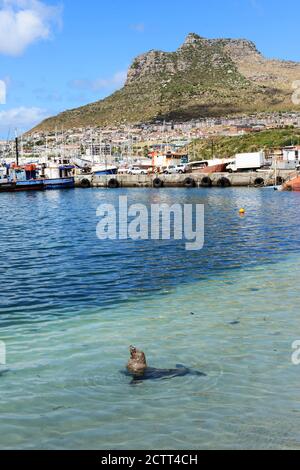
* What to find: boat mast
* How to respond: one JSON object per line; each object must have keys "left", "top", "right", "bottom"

{"left": 274, "top": 154, "right": 278, "bottom": 187}
{"left": 15, "top": 136, "right": 19, "bottom": 166}
{"left": 55, "top": 126, "right": 58, "bottom": 162}
{"left": 20, "top": 131, "right": 23, "bottom": 162}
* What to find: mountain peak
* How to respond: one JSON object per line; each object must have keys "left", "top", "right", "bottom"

{"left": 183, "top": 32, "right": 205, "bottom": 45}
{"left": 180, "top": 34, "right": 261, "bottom": 59}
{"left": 31, "top": 33, "right": 300, "bottom": 133}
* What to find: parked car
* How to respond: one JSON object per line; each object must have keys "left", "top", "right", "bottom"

{"left": 164, "top": 164, "right": 187, "bottom": 174}
{"left": 127, "top": 167, "right": 147, "bottom": 175}
{"left": 117, "top": 168, "right": 129, "bottom": 175}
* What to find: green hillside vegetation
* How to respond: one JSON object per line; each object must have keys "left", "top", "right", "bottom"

{"left": 30, "top": 33, "right": 300, "bottom": 134}
{"left": 188, "top": 128, "right": 300, "bottom": 160}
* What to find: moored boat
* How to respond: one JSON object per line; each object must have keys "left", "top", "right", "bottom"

{"left": 282, "top": 175, "right": 300, "bottom": 191}
{"left": 0, "top": 177, "right": 75, "bottom": 193}
{"left": 0, "top": 136, "right": 76, "bottom": 193}
{"left": 92, "top": 164, "right": 118, "bottom": 176}
{"left": 186, "top": 159, "right": 229, "bottom": 174}
{"left": 0, "top": 163, "right": 75, "bottom": 193}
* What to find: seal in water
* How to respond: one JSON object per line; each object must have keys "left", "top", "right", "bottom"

{"left": 125, "top": 346, "right": 206, "bottom": 383}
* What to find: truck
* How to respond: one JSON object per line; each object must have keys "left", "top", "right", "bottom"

{"left": 227, "top": 151, "right": 265, "bottom": 173}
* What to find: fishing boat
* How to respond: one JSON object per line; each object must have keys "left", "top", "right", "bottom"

{"left": 91, "top": 164, "right": 118, "bottom": 176}
{"left": 0, "top": 173, "right": 75, "bottom": 193}
{"left": 0, "top": 162, "right": 45, "bottom": 192}
{"left": 0, "top": 164, "right": 75, "bottom": 193}
{"left": 42, "top": 164, "right": 75, "bottom": 189}
{"left": 0, "top": 138, "right": 75, "bottom": 193}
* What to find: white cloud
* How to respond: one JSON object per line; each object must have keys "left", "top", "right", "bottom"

{"left": 0, "top": 106, "right": 48, "bottom": 133}
{"left": 0, "top": 0, "right": 62, "bottom": 56}
{"left": 130, "top": 23, "right": 145, "bottom": 33}
{"left": 70, "top": 70, "right": 127, "bottom": 92}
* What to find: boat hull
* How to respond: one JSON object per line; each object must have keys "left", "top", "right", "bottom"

{"left": 0, "top": 180, "right": 45, "bottom": 192}
{"left": 43, "top": 178, "right": 75, "bottom": 190}
{"left": 0, "top": 177, "right": 75, "bottom": 193}
{"left": 191, "top": 163, "right": 228, "bottom": 174}
{"left": 92, "top": 165, "right": 118, "bottom": 176}
{"left": 283, "top": 176, "right": 300, "bottom": 191}
{"left": 93, "top": 169, "right": 118, "bottom": 176}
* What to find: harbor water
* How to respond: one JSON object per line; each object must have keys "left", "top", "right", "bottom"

{"left": 0, "top": 188, "right": 300, "bottom": 450}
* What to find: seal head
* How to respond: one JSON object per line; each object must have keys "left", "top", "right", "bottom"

{"left": 127, "top": 346, "right": 147, "bottom": 374}
{"left": 125, "top": 346, "right": 206, "bottom": 383}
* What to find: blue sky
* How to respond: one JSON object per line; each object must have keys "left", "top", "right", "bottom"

{"left": 0, "top": 0, "right": 300, "bottom": 137}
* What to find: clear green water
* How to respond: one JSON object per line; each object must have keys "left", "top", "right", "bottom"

{"left": 0, "top": 188, "right": 300, "bottom": 449}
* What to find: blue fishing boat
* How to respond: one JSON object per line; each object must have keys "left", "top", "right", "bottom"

{"left": 0, "top": 138, "right": 75, "bottom": 193}
{"left": 0, "top": 174, "right": 75, "bottom": 192}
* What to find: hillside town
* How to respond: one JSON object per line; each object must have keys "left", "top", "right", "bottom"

{"left": 1, "top": 112, "right": 300, "bottom": 167}
{"left": 0, "top": 110, "right": 300, "bottom": 192}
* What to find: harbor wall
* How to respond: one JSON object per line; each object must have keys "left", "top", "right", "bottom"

{"left": 75, "top": 169, "right": 298, "bottom": 189}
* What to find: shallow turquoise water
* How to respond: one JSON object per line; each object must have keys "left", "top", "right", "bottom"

{"left": 0, "top": 188, "right": 300, "bottom": 449}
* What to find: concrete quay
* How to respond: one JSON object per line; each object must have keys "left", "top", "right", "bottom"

{"left": 75, "top": 169, "right": 298, "bottom": 189}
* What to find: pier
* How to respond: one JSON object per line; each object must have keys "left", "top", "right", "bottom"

{"left": 75, "top": 169, "right": 298, "bottom": 189}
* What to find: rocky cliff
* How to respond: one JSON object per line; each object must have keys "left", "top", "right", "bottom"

{"left": 31, "top": 33, "right": 300, "bottom": 132}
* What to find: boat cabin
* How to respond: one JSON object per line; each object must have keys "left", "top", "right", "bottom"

{"left": 8, "top": 164, "right": 37, "bottom": 181}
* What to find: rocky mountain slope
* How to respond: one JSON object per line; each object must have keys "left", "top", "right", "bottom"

{"left": 31, "top": 33, "right": 300, "bottom": 132}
